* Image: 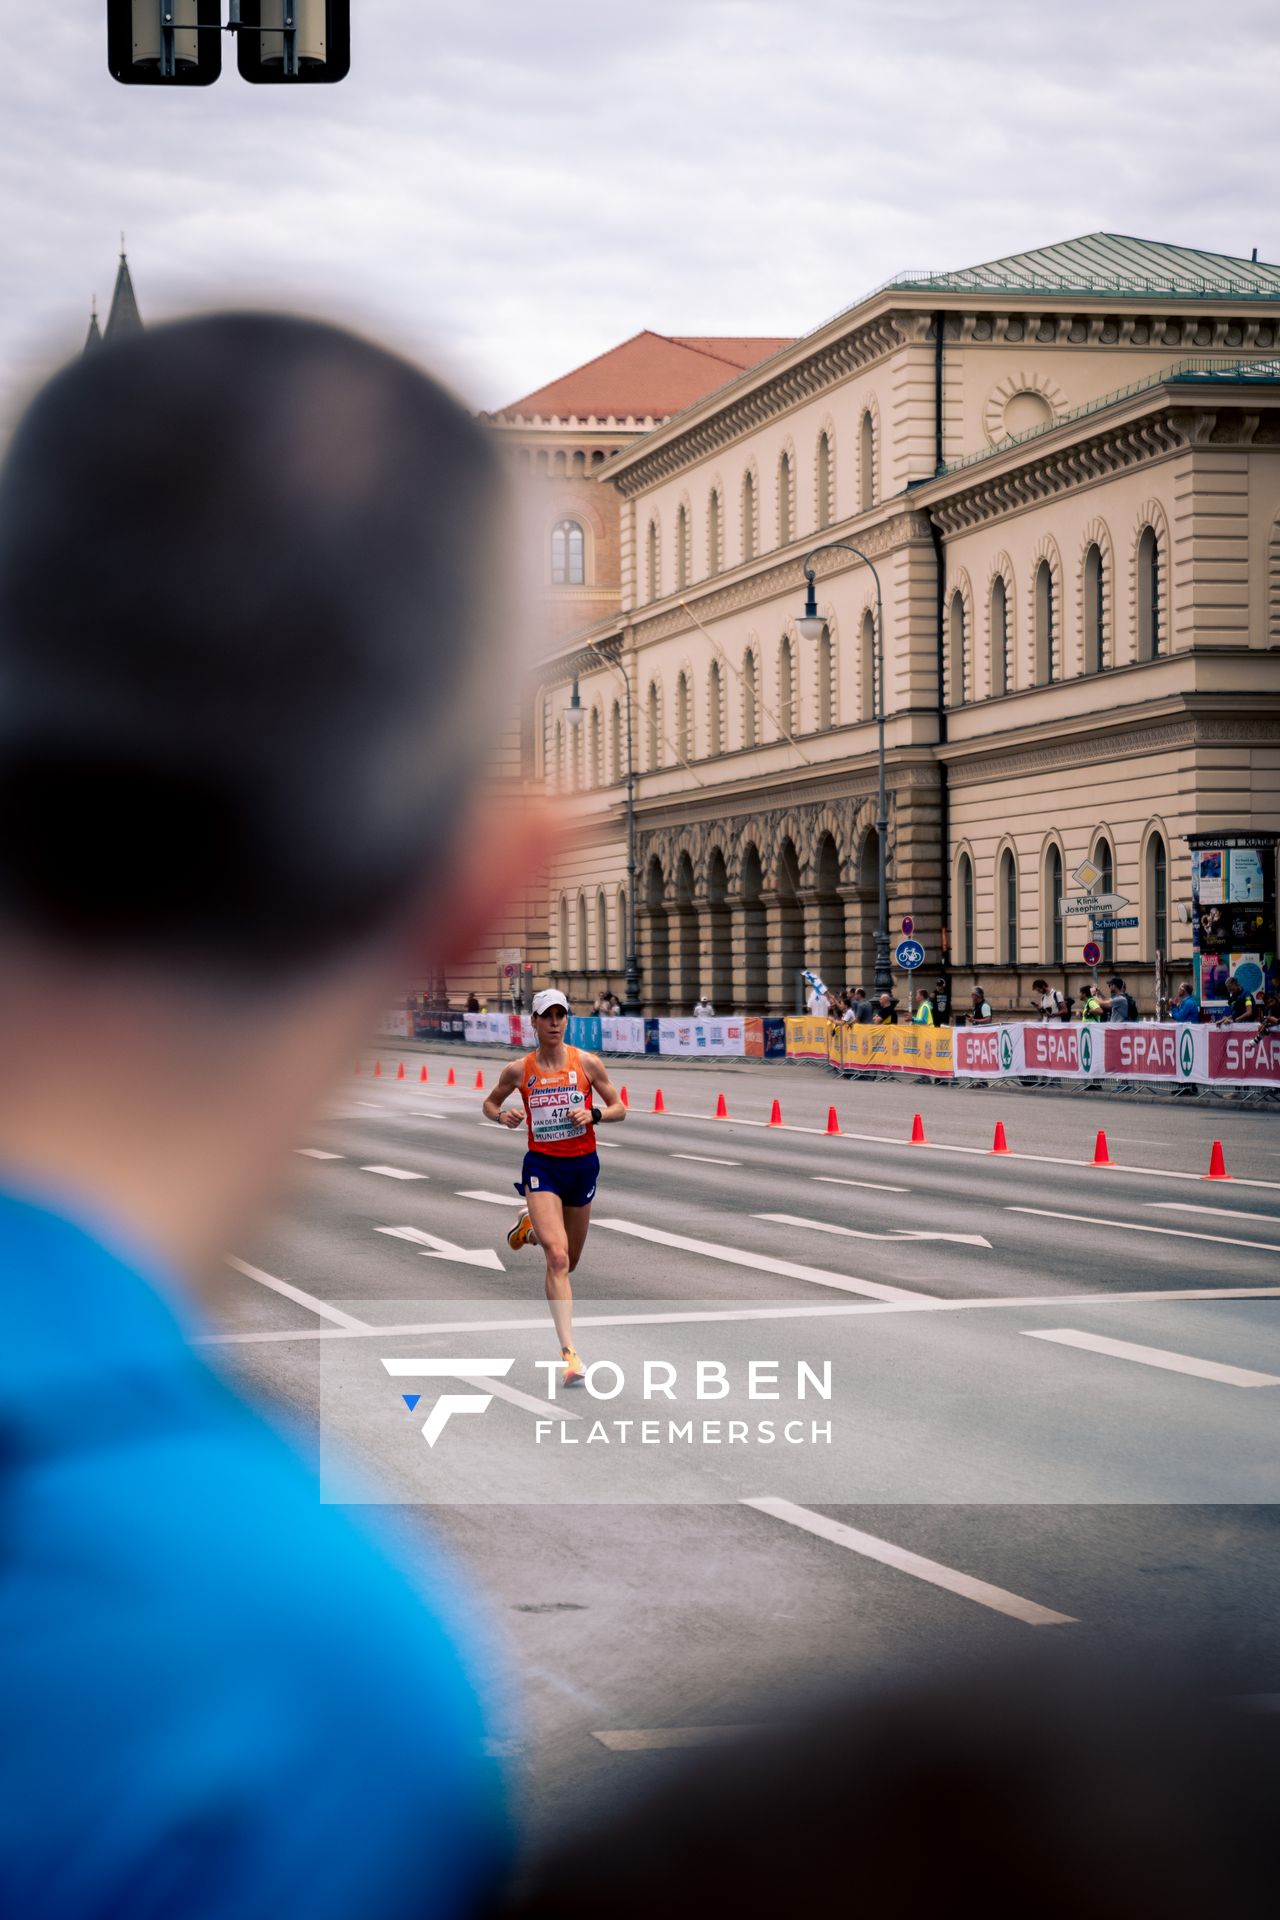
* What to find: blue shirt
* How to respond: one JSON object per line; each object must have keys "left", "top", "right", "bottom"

{"left": 1171, "top": 996, "right": 1200, "bottom": 1022}
{"left": 0, "top": 1186, "right": 507, "bottom": 1920}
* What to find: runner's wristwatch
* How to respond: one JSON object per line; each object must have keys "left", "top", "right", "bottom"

{"left": 590, "top": 1104, "right": 603, "bottom": 1124}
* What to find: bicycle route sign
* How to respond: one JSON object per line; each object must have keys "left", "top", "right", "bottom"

{"left": 895, "top": 939, "right": 926, "bottom": 971}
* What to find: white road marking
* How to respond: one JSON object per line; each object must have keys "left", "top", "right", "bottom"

{"left": 592, "top": 1727, "right": 756, "bottom": 1751}
{"left": 812, "top": 1176, "right": 909, "bottom": 1193}
{"left": 1150, "top": 1202, "right": 1280, "bottom": 1226}
{"left": 382, "top": 1355, "right": 579, "bottom": 1423}
{"left": 592, "top": 1218, "right": 926, "bottom": 1303}
{"left": 354, "top": 1101, "right": 389, "bottom": 1110}
{"left": 757, "top": 1212, "right": 991, "bottom": 1250}
{"left": 1022, "top": 1328, "right": 1280, "bottom": 1388}
{"left": 361, "top": 1164, "right": 428, "bottom": 1180}
{"left": 458, "top": 1189, "right": 524, "bottom": 1205}
{"left": 225, "top": 1256, "right": 368, "bottom": 1330}
{"left": 1007, "top": 1207, "right": 1280, "bottom": 1256}
{"left": 743, "top": 1497, "right": 1076, "bottom": 1626}
{"left": 375, "top": 1224, "right": 505, "bottom": 1272}
{"left": 294, "top": 1148, "right": 344, "bottom": 1160}
{"left": 199, "top": 1283, "right": 1280, "bottom": 1346}
{"left": 672, "top": 1153, "right": 742, "bottom": 1166}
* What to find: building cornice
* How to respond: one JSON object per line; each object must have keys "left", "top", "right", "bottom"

{"left": 944, "top": 709, "right": 1280, "bottom": 787}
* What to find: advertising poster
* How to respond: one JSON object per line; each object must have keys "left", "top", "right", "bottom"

{"left": 1195, "top": 848, "right": 1225, "bottom": 904}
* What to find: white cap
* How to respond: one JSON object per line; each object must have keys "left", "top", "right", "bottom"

{"left": 531, "top": 989, "right": 570, "bottom": 1016}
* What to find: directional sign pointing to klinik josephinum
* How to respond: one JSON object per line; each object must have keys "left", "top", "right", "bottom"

{"left": 1058, "top": 892, "right": 1130, "bottom": 917}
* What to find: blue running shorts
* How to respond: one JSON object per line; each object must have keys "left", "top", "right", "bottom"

{"left": 516, "top": 1150, "right": 600, "bottom": 1210}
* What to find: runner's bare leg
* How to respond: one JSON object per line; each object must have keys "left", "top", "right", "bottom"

{"left": 527, "top": 1188, "right": 575, "bottom": 1350}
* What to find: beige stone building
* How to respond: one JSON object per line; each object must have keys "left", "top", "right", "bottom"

{"left": 535, "top": 233, "right": 1280, "bottom": 1015}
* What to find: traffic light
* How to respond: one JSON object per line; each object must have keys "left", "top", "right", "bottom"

{"left": 236, "top": 1, "right": 350, "bottom": 82}
{"left": 107, "top": 1, "right": 223, "bottom": 85}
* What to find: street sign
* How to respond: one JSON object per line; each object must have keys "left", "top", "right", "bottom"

{"left": 1090, "top": 915, "right": 1138, "bottom": 931}
{"left": 1082, "top": 940, "right": 1101, "bottom": 965}
{"left": 1059, "top": 892, "right": 1130, "bottom": 917}
{"left": 495, "top": 947, "right": 523, "bottom": 965}
{"left": 1072, "top": 857, "right": 1103, "bottom": 892}
{"left": 895, "top": 939, "right": 925, "bottom": 971}
{"left": 901, "top": 916, "right": 915, "bottom": 936}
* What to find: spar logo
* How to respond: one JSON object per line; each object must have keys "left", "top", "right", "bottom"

{"left": 999, "top": 1028, "right": 1014, "bottom": 1072}
{"left": 381, "top": 1358, "right": 514, "bottom": 1446}
{"left": 1178, "top": 1026, "right": 1196, "bottom": 1079}
{"left": 1079, "top": 1025, "right": 1094, "bottom": 1074}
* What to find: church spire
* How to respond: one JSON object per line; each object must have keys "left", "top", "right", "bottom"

{"left": 84, "top": 297, "right": 102, "bottom": 353}
{"left": 104, "top": 240, "right": 142, "bottom": 342}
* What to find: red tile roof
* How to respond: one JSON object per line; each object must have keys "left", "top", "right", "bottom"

{"left": 494, "top": 330, "right": 794, "bottom": 422}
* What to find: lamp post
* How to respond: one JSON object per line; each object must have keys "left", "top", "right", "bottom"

{"left": 795, "top": 545, "right": 892, "bottom": 997}
{"left": 564, "top": 667, "right": 641, "bottom": 1014}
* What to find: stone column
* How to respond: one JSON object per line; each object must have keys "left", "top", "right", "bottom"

{"left": 761, "top": 890, "right": 790, "bottom": 1013}
{"left": 839, "top": 883, "right": 873, "bottom": 993}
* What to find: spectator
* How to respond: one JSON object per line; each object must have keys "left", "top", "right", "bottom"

{"left": 1080, "top": 982, "right": 1104, "bottom": 1021}
{"left": 1217, "top": 974, "right": 1257, "bottom": 1024}
{"left": 1170, "top": 980, "right": 1201, "bottom": 1023}
{"left": 466, "top": 990, "right": 482, "bottom": 1013}
{"left": 912, "top": 989, "right": 934, "bottom": 1025}
{"left": 845, "top": 985, "right": 873, "bottom": 1022}
{"left": 873, "top": 992, "right": 899, "bottom": 1025}
{"left": 692, "top": 994, "right": 715, "bottom": 1017}
{"left": 1030, "top": 978, "right": 1070, "bottom": 1022}
{"left": 928, "top": 978, "right": 952, "bottom": 1026}
{"left": 1101, "top": 976, "right": 1134, "bottom": 1021}
{"left": 1257, "top": 989, "right": 1280, "bottom": 1036}
{"left": 807, "top": 982, "right": 829, "bottom": 1017}
{"left": 0, "top": 316, "right": 516, "bottom": 1918}
{"left": 967, "top": 986, "right": 993, "bottom": 1026}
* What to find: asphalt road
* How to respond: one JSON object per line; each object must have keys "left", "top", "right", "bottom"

{"left": 204, "top": 1049, "right": 1280, "bottom": 1848}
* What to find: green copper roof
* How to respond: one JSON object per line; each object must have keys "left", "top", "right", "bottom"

{"left": 886, "top": 232, "right": 1280, "bottom": 301}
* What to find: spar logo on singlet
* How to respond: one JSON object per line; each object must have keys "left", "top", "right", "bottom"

{"left": 528, "top": 1077, "right": 586, "bottom": 1144}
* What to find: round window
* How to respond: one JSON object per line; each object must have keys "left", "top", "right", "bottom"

{"left": 1003, "top": 390, "right": 1054, "bottom": 437}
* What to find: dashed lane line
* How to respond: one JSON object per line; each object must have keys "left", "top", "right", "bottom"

{"left": 1007, "top": 1206, "right": 1280, "bottom": 1256}
{"left": 224, "top": 1257, "right": 368, "bottom": 1330}
{"left": 1022, "top": 1328, "right": 1280, "bottom": 1389}
{"left": 294, "top": 1148, "right": 344, "bottom": 1160}
{"left": 671, "top": 1154, "right": 742, "bottom": 1167}
{"left": 590, "top": 1218, "right": 928, "bottom": 1304}
{"left": 360, "top": 1164, "right": 428, "bottom": 1180}
{"left": 812, "top": 1175, "right": 909, "bottom": 1193}
{"left": 1150, "top": 1202, "right": 1280, "bottom": 1226}
{"left": 742, "top": 1497, "right": 1077, "bottom": 1626}
{"left": 757, "top": 1211, "right": 991, "bottom": 1249}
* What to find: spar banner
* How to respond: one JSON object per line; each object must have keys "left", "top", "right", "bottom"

{"left": 601, "top": 1016, "right": 647, "bottom": 1053}
{"left": 839, "top": 1023, "right": 954, "bottom": 1078}
{"left": 953, "top": 1022, "right": 1280, "bottom": 1086}
{"left": 785, "top": 1015, "right": 831, "bottom": 1061}
{"left": 657, "top": 1017, "right": 747, "bottom": 1056}
{"left": 1207, "top": 1025, "right": 1280, "bottom": 1085}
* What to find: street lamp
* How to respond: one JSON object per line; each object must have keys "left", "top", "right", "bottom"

{"left": 564, "top": 669, "right": 641, "bottom": 1015}
{"left": 796, "top": 545, "right": 892, "bottom": 997}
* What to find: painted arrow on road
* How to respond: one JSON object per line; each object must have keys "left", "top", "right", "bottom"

{"left": 376, "top": 1225, "right": 505, "bottom": 1270}
{"left": 755, "top": 1213, "right": 991, "bottom": 1248}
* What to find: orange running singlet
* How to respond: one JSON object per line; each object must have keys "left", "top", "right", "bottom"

{"left": 519, "top": 1047, "right": 596, "bottom": 1158}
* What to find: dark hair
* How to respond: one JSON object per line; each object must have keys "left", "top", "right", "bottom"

{"left": 0, "top": 313, "right": 506, "bottom": 978}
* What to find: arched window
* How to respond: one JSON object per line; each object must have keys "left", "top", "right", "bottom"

{"left": 1094, "top": 837, "right": 1114, "bottom": 963}
{"left": 859, "top": 409, "right": 875, "bottom": 511}
{"left": 742, "top": 471, "right": 757, "bottom": 561}
{"left": 1045, "top": 844, "right": 1063, "bottom": 965}
{"left": 646, "top": 519, "right": 659, "bottom": 601}
{"left": 818, "top": 625, "right": 834, "bottom": 730}
{"left": 1137, "top": 525, "right": 1162, "bottom": 659}
{"left": 708, "top": 660, "right": 724, "bottom": 757}
{"left": 990, "top": 574, "right": 1010, "bottom": 697}
{"left": 1083, "top": 543, "right": 1107, "bottom": 673}
{"left": 596, "top": 891, "right": 608, "bottom": 973}
{"left": 647, "top": 680, "right": 661, "bottom": 769}
{"left": 778, "top": 452, "right": 793, "bottom": 546}
{"left": 1000, "top": 848, "right": 1019, "bottom": 964}
{"left": 948, "top": 590, "right": 967, "bottom": 705}
{"left": 551, "top": 519, "right": 585, "bottom": 585}
{"left": 743, "top": 649, "right": 758, "bottom": 747}
{"left": 609, "top": 700, "right": 622, "bottom": 784}
{"left": 1034, "top": 559, "right": 1056, "bottom": 684}
{"left": 577, "top": 893, "right": 589, "bottom": 970}
{"left": 958, "top": 853, "right": 974, "bottom": 964}
{"left": 675, "top": 670, "right": 692, "bottom": 761}
{"left": 779, "top": 636, "right": 795, "bottom": 735}
{"left": 816, "top": 432, "right": 832, "bottom": 530}
{"left": 860, "top": 608, "right": 876, "bottom": 719}
{"left": 558, "top": 895, "right": 569, "bottom": 969}
{"left": 1146, "top": 832, "right": 1168, "bottom": 959}
{"left": 708, "top": 490, "right": 722, "bottom": 575}
{"left": 675, "top": 505, "right": 690, "bottom": 590}
{"left": 589, "top": 706, "right": 602, "bottom": 787}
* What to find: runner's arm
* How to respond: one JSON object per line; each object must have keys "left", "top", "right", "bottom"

{"left": 482, "top": 1058, "right": 525, "bottom": 1127}
{"left": 582, "top": 1052, "right": 626, "bottom": 1122}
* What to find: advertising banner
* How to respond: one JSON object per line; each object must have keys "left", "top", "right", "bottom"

{"left": 1207, "top": 1026, "right": 1280, "bottom": 1086}
{"left": 377, "top": 1007, "right": 410, "bottom": 1039}
{"left": 784, "top": 1016, "right": 831, "bottom": 1061}
{"left": 763, "top": 1017, "right": 787, "bottom": 1059}
{"left": 838, "top": 1023, "right": 954, "bottom": 1077}
{"left": 952, "top": 1026, "right": 1018, "bottom": 1077}
{"left": 463, "top": 1013, "right": 514, "bottom": 1045}
{"left": 1022, "top": 1023, "right": 1096, "bottom": 1078}
{"left": 657, "top": 1017, "right": 748, "bottom": 1056}
{"left": 601, "top": 1016, "right": 647, "bottom": 1054}
{"left": 566, "top": 1016, "right": 602, "bottom": 1051}
{"left": 1103, "top": 1024, "right": 1205, "bottom": 1082}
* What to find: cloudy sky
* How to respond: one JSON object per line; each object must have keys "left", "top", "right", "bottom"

{"left": 1, "top": 2, "right": 1276, "bottom": 425}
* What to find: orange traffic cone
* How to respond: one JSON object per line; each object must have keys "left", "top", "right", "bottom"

{"left": 1091, "top": 1129, "right": 1114, "bottom": 1167}
{"left": 374, "top": 1060, "right": 382, "bottom": 1078}
{"left": 768, "top": 1098, "right": 783, "bottom": 1127}
{"left": 446, "top": 1066, "right": 456, "bottom": 1087}
{"left": 474, "top": 1069, "right": 485, "bottom": 1090}
{"left": 396, "top": 1062, "right": 405, "bottom": 1081}
{"left": 826, "top": 1105, "right": 841, "bottom": 1136}
{"left": 714, "top": 1091, "right": 728, "bottom": 1119}
{"left": 420, "top": 1063, "right": 429, "bottom": 1082}
{"left": 991, "top": 1120, "right": 1010, "bottom": 1155}
{"left": 910, "top": 1113, "right": 926, "bottom": 1145}
{"left": 1205, "top": 1139, "right": 1232, "bottom": 1181}
{"left": 620, "top": 1085, "right": 629, "bottom": 1108}
{"left": 654, "top": 1088, "right": 666, "bottom": 1113}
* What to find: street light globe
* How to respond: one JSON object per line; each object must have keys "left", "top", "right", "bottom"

{"left": 564, "top": 679, "right": 584, "bottom": 729}
{"left": 795, "top": 614, "right": 826, "bottom": 643}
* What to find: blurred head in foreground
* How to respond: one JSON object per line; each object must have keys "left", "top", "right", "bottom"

{"left": 0, "top": 314, "right": 518, "bottom": 1265}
